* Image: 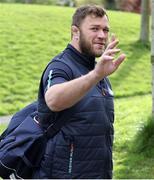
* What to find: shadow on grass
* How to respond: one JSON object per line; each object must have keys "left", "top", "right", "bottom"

{"left": 115, "top": 116, "right": 154, "bottom": 179}
{"left": 115, "top": 151, "right": 154, "bottom": 179}
{"left": 114, "top": 90, "right": 151, "bottom": 99}
{"left": 111, "top": 40, "right": 150, "bottom": 96}
{"left": 132, "top": 116, "right": 154, "bottom": 156}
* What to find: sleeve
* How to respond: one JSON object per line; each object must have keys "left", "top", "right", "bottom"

{"left": 42, "top": 61, "right": 73, "bottom": 94}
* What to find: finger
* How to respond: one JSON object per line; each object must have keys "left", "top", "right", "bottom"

{"left": 101, "top": 55, "right": 114, "bottom": 61}
{"left": 106, "top": 39, "right": 119, "bottom": 50}
{"left": 114, "top": 54, "right": 126, "bottom": 67}
{"left": 104, "top": 48, "right": 121, "bottom": 56}
{"left": 110, "top": 33, "right": 116, "bottom": 42}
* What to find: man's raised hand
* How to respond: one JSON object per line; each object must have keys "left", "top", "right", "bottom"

{"left": 94, "top": 35, "right": 126, "bottom": 80}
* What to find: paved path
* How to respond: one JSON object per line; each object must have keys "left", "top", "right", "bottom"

{"left": 0, "top": 115, "right": 12, "bottom": 124}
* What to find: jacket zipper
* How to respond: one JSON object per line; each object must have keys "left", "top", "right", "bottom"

{"left": 68, "top": 143, "right": 74, "bottom": 175}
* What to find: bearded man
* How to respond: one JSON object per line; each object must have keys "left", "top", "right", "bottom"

{"left": 33, "top": 5, "right": 126, "bottom": 179}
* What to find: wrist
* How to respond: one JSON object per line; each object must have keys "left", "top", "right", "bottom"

{"left": 88, "top": 70, "right": 104, "bottom": 84}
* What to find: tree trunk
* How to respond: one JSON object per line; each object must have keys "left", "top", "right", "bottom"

{"left": 140, "top": 0, "right": 150, "bottom": 42}
{"left": 151, "top": 0, "right": 154, "bottom": 116}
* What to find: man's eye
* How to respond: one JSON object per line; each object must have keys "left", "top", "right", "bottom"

{"left": 91, "top": 27, "right": 98, "bottom": 31}
{"left": 103, "top": 28, "right": 109, "bottom": 33}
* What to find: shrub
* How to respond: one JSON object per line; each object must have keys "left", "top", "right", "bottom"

{"left": 74, "top": 0, "right": 104, "bottom": 6}
{"left": 132, "top": 115, "right": 154, "bottom": 157}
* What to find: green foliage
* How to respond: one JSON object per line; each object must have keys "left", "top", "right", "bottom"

{"left": 132, "top": 115, "right": 154, "bottom": 156}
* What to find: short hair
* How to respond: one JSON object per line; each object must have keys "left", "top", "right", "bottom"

{"left": 72, "top": 5, "right": 108, "bottom": 27}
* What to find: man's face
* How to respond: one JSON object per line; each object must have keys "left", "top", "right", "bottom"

{"left": 78, "top": 15, "right": 109, "bottom": 57}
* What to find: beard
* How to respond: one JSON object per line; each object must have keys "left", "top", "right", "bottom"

{"left": 79, "top": 30, "right": 106, "bottom": 58}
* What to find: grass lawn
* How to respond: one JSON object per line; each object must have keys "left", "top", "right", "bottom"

{"left": 0, "top": 3, "right": 150, "bottom": 115}
{"left": 0, "top": 3, "right": 153, "bottom": 179}
{"left": 114, "top": 94, "right": 154, "bottom": 178}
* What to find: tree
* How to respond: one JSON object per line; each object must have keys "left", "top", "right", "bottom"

{"left": 139, "top": 0, "right": 150, "bottom": 42}
{"left": 152, "top": 0, "right": 154, "bottom": 116}
{"left": 104, "top": 0, "right": 116, "bottom": 10}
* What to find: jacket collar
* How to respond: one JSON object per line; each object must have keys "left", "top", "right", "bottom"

{"left": 66, "top": 44, "right": 95, "bottom": 70}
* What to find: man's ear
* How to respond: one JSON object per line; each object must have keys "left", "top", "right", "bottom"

{"left": 71, "top": 25, "right": 80, "bottom": 39}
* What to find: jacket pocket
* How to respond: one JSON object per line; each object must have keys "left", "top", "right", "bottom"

{"left": 0, "top": 136, "right": 16, "bottom": 149}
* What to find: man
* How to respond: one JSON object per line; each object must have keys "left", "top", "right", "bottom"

{"left": 33, "top": 5, "right": 126, "bottom": 179}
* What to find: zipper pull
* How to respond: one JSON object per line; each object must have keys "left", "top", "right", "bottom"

{"left": 102, "top": 88, "right": 106, "bottom": 96}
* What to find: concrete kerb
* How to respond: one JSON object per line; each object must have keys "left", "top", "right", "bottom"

{"left": 0, "top": 115, "right": 12, "bottom": 125}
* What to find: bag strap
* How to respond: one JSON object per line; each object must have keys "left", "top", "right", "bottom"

{"left": 36, "top": 60, "right": 75, "bottom": 138}
{"left": 45, "top": 106, "right": 75, "bottom": 138}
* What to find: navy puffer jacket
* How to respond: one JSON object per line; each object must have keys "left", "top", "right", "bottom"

{"left": 33, "top": 44, "right": 114, "bottom": 179}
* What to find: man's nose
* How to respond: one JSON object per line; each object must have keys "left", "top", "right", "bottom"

{"left": 98, "top": 30, "right": 106, "bottom": 38}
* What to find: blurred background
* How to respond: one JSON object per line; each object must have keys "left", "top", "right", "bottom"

{"left": 0, "top": 0, "right": 147, "bottom": 13}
